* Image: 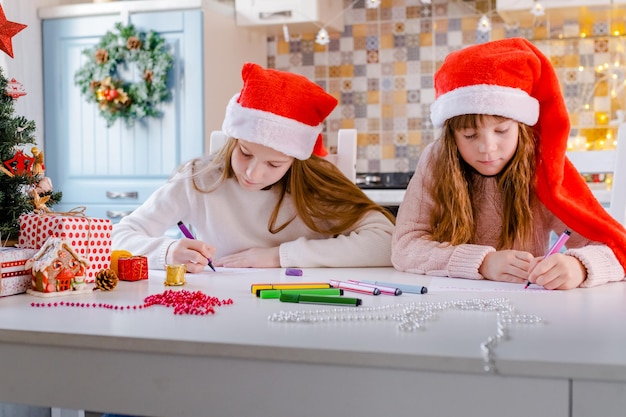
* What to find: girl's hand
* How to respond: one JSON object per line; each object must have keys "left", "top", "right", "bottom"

{"left": 479, "top": 250, "right": 534, "bottom": 283}
{"left": 214, "top": 247, "right": 280, "bottom": 268}
{"left": 167, "top": 238, "right": 215, "bottom": 273}
{"left": 526, "top": 253, "right": 586, "bottom": 290}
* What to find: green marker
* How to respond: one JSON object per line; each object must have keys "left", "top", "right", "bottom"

{"left": 279, "top": 293, "right": 362, "bottom": 306}
{"left": 258, "top": 288, "right": 343, "bottom": 299}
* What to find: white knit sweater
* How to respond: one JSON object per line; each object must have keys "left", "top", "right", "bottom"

{"left": 113, "top": 160, "right": 394, "bottom": 270}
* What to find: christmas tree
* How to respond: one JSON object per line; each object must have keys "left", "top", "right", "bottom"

{"left": 0, "top": 6, "right": 62, "bottom": 243}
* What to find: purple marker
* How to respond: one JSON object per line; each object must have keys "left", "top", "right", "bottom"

{"left": 177, "top": 221, "right": 216, "bottom": 272}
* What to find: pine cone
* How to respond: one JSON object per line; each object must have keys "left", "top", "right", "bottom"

{"left": 94, "top": 268, "right": 119, "bottom": 291}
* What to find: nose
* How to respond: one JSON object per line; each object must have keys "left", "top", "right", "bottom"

{"left": 246, "top": 160, "right": 262, "bottom": 180}
{"left": 477, "top": 134, "right": 498, "bottom": 153}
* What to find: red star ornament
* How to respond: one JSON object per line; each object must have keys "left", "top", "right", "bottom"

{"left": 3, "top": 149, "right": 35, "bottom": 176}
{"left": 0, "top": 5, "right": 26, "bottom": 59}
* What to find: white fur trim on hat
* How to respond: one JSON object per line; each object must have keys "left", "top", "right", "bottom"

{"left": 221, "top": 94, "right": 324, "bottom": 160}
{"left": 430, "top": 84, "right": 540, "bottom": 128}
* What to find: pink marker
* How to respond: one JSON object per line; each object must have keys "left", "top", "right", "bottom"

{"left": 329, "top": 280, "right": 380, "bottom": 295}
{"left": 525, "top": 229, "right": 571, "bottom": 289}
{"left": 348, "top": 280, "right": 402, "bottom": 296}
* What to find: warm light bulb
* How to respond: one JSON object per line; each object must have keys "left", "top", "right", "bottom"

{"left": 315, "top": 28, "right": 330, "bottom": 45}
{"left": 530, "top": 2, "right": 545, "bottom": 16}
{"left": 477, "top": 15, "right": 491, "bottom": 33}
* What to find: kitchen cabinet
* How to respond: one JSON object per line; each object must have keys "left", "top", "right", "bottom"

{"left": 496, "top": 0, "right": 614, "bottom": 26}
{"left": 235, "top": 0, "right": 343, "bottom": 34}
{"left": 497, "top": 0, "right": 609, "bottom": 11}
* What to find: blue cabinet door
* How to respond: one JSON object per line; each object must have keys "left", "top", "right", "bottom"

{"left": 42, "top": 10, "right": 204, "bottom": 222}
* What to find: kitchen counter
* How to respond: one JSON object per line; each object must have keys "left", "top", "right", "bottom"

{"left": 362, "top": 189, "right": 405, "bottom": 206}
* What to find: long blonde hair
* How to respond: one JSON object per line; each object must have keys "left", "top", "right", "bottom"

{"left": 193, "top": 138, "right": 394, "bottom": 235}
{"left": 429, "top": 114, "right": 537, "bottom": 250}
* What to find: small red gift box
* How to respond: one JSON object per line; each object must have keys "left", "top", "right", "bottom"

{"left": 17, "top": 212, "right": 112, "bottom": 282}
{"left": 0, "top": 247, "right": 37, "bottom": 296}
{"left": 118, "top": 256, "right": 148, "bottom": 281}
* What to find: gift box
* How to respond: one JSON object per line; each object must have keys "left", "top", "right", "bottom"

{"left": 0, "top": 247, "right": 37, "bottom": 296}
{"left": 17, "top": 213, "right": 112, "bottom": 282}
{"left": 118, "top": 256, "right": 148, "bottom": 281}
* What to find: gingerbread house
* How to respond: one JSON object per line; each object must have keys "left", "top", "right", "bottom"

{"left": 25, "top": 237, "right": 90, "bottom": 296}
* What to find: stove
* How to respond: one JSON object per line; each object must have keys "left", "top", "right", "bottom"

{"left": 356, "top": 172, "right": 412, "bottom": 213}
{"left": 356, "top": 172, "right": 413, "bottom": 189}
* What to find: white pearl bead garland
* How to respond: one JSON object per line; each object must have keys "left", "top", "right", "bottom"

{"left": 268, "top": 297, "right": 543, "bottom": 374}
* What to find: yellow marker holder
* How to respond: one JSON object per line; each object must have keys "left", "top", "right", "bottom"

{"left": 165, "top": 264, "right": 186, "bottom": 286}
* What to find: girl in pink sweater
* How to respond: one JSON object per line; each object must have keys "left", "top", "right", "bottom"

{"left": 392, "top": 38, "right": 626, "bottom": 290}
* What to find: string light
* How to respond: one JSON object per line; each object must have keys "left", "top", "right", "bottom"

{"left": 315, "top": 28, "right": 330, "bottom": 45}
{"left": 282, "top": 24, "right": 289, "bottom": 42}
{"left": 312, "top": 0, "right": 380, "bottom": 46}
{"left": 477, "top": 14, "right": 491, "bottom": 33}
{"left": 530, "top": 1, "right": 545, "bottom": 17}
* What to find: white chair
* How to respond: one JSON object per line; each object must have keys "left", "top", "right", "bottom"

{"left": 208, "top": 130, "right": 228, "bottom": 155}
{"left": 208, "top": 129, "right": 357, "bottom": 183}
{"left": 566, "top": 122, "right": 626, "bottom": 225}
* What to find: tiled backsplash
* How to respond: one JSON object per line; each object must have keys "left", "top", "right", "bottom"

{"left": 267, "top": 0, "right": 625, "bottom": 174}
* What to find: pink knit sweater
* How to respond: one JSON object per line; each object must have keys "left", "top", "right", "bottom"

{"left": 392, "top": 142, "right": 625, "bottom": 287}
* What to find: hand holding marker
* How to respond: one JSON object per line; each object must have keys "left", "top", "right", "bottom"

{"left": 177, "top": 221, "right": 216, "bottom": 272}
{"left": 525, "top": 229, "right": 571, "bottom": 289}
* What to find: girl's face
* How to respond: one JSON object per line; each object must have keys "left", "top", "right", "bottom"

{"left": 453, "top": 116, "right": 519, "bottom": 176}
{"left": 231, "top": 139, "right": 294, "bottom": 191}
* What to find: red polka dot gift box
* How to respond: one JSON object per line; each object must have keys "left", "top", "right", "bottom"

{"left": 17, "top": 213, "right": 112, "bottom": 282}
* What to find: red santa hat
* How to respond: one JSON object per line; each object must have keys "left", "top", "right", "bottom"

{"left": 222, "top": 62, "right": 338, "bottom": 160}
{"left": 431, "top": 37, "right": 626, "bottom": 270}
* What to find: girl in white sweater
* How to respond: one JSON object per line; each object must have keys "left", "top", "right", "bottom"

{"left": 113, "top": 62, "right": 395, "bottom": 272}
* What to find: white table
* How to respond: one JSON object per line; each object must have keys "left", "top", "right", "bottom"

{"left": 0, "top": 267, "right": 625, "bottom": 417}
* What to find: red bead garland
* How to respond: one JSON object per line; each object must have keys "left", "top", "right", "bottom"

{"left": 30, "top": 289, "right": 234, "bottom": 316}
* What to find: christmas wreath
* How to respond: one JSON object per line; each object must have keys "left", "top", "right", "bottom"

{"left": 74, "top": 22, "right": 174, "bottom": 127}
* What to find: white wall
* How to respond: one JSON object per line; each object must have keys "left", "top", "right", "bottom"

{"left": 202, "top": 0, "right": 267, "bottom": 140}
